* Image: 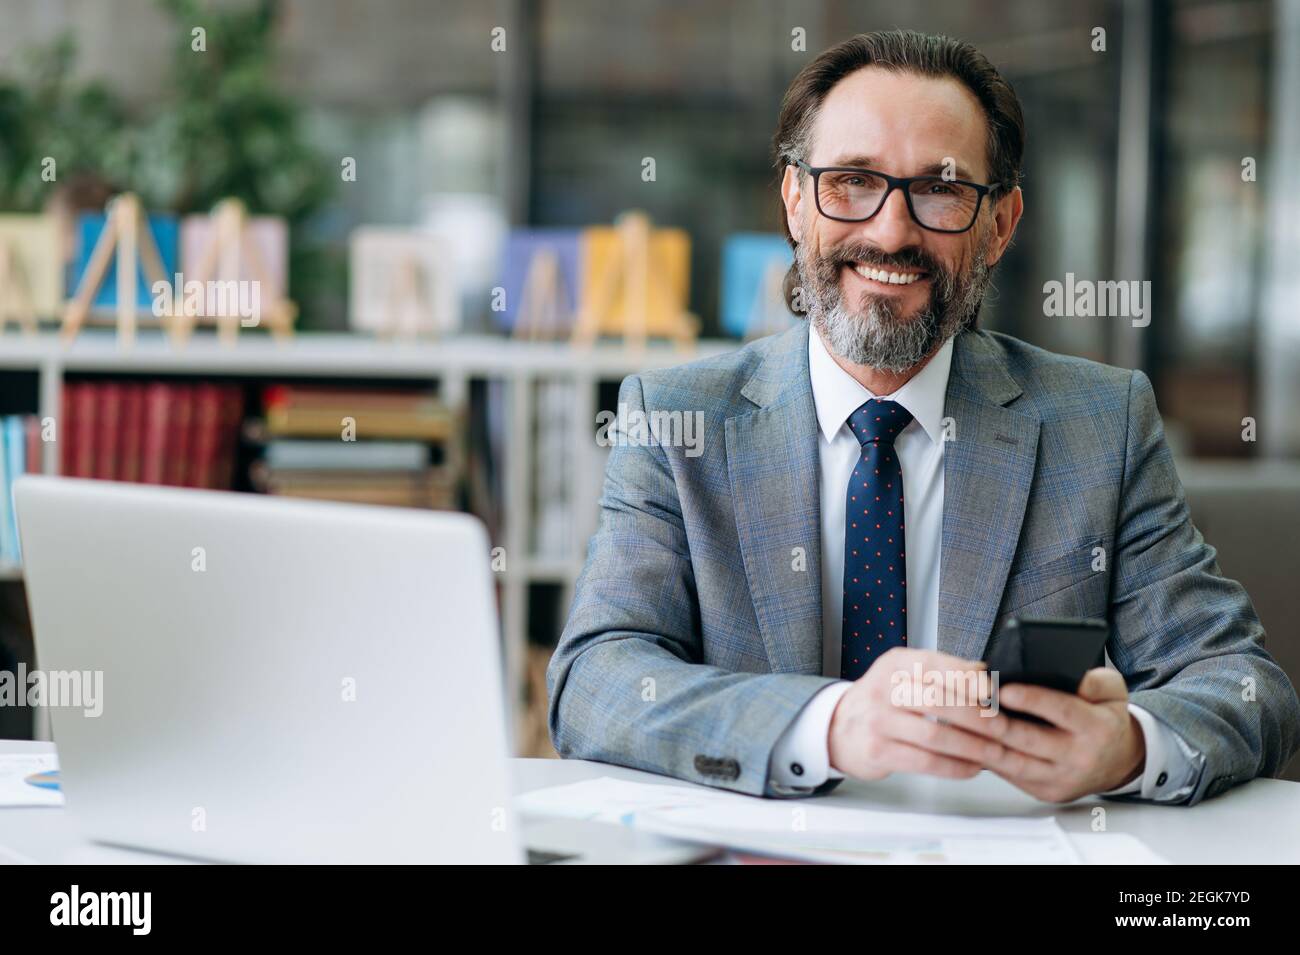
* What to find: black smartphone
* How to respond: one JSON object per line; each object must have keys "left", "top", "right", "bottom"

{"left": 982, "top": 616, "right": 1109, "bottom": 723}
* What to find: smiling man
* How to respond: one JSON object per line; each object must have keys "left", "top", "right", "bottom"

{"left": 547, "top": 30, "right": 1299, "bottom": 804}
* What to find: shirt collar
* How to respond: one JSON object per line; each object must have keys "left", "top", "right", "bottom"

{"left": 807, "top": 322, "right": 955, "bottom": 446}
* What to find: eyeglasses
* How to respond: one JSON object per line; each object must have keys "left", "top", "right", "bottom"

{"left": 795, "top": 160, "right": 1002, "bottom": 234}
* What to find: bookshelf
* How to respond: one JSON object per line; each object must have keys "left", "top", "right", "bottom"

{"left": 0, "top": 329, "right": 737, "bottom": 750}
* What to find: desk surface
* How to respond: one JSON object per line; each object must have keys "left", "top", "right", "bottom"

{"left": 2, "top": 740, "right": 1297, "bottom": 863}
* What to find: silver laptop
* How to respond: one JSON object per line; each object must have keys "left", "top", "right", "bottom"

{"left": 14, "top": 476, "right": 708, "bottom": 864}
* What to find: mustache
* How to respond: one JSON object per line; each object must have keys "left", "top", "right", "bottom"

{"left": 822, "top": 243, "right": 943, "bottom": 275}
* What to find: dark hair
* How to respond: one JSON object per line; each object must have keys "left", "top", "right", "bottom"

{"left": 773, "top": 30, "right": 1025, "bottom": 312}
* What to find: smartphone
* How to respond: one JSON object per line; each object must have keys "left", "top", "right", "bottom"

{"left": 982, "top": 616, "right": 1109, "bottom": 722}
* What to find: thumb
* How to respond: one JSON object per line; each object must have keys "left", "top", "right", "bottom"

{"left": 1077, "top": 666, "right": 1128, "bottom": 704}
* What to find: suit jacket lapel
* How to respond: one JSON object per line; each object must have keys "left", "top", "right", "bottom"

{"left": 725, "top": 325, "right": 824, "bottom": 674}
{"left": 938, "top": 330, "right": 1042, "bottom": 661}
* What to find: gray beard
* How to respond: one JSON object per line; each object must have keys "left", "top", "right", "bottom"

{"left": 797, "top": 231, "right": 994, "bottom": 374}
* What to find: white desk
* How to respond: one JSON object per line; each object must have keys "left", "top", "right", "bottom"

{"left": 3, "top": 739, "right": 1298, "bottom": 863}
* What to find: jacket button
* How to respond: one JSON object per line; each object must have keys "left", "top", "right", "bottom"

{"left": 1156, "top": 772, "right": 1168, "bottom": 786}
{"left": 791, "top": 762, "right": 804, "bottom": 777}
{"left": 693, "top": 756, "right": 741, "bottom": 780}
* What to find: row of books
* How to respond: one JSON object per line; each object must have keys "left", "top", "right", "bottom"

{"left": 0, "top": 211, "right": 286, "bottom": 318}
{"left": 261, "top": 385, "right": 453, "bottom": 441}
{"left": 497, "top": 229, "right": 799, "bottom": 339}
{"left": 9, "top": 197, "right": 797, "bottom": 343}
{"left": 60, "top": 382, "right": 245, "bottom": 489}
{"left": 250, "top": 385, "right": 457, "bottom": 510}
{"left": 2, "top": 379, "right": 495, "bottom": 568}
{"left": 0, "top": 416, "right": 41, "bottom": 564}
{"left": 354, "top": 223, "right": 800, "bottom": 341}
{"left": 0, "top": 381, "right": 466, "bottom": 566}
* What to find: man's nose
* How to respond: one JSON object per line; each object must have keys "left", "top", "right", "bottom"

{"left": 858, "top": 187, "right": 924, "bottom": 254}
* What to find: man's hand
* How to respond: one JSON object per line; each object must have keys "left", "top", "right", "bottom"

{"left": 828, "top": 647, "right": 1021, "bottom": 781}
{"left": 828, "top": 652, "right": 1146, "bottom": 801}
{"left": 978, "top": 667, "right": 1146, "bottom": 802}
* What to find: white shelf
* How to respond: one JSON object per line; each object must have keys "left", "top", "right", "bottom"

{"left": 0, "top": 328, "right": 734, "bottom": 377}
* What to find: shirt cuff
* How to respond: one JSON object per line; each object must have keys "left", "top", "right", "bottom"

{"left": 1100, "top": 702, "right": 1203, "bottom": 802}
{"left": 769, "top": 681, "right": 852, "bottom": 792}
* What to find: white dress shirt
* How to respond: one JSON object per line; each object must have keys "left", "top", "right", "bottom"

{"left": 768, "top": 324, "right": 1199, "bottom": 801}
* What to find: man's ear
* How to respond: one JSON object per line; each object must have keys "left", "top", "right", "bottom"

{"left": 780, "top": 164, "right": 804, "bottom": 243}
{"left": 985, "top": 185, "right": 1024, "bottom": 267}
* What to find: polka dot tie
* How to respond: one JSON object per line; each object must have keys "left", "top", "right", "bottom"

{"left": 840, "top": 399, "right": 913, "bottom": 681}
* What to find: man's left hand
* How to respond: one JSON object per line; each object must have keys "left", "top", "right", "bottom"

{"left": 970, "top": 668, "right": 1146, "bottom": 802}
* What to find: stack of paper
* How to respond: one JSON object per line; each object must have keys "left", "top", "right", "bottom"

{"left": 517, "top": 777, "right": 1081, "bottom": 864}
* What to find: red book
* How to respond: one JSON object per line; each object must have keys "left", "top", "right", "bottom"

{"left": 25, "top": 414, "right": 43, "bottom": 473}
{"left": 262, "top": 385, "right": 289, "bottom": 411}
{"left": 216, "top": 385, "right": 246, "bottom": 489}
{"left": 119, "top": 384, "right": 146, "bottom": 483}
{"left": 190, "top": 383, "right": 222, "bottom": 488}
{"left": 59, "top": 384, "right": 76, "bottom": 476}
{"left": 140, "top": 383, "right": 171, "bottom": 485}
{"left": 95, "top": 382, "right": 122, "bottom": 481}
{"left": 72, "top": 383, "right": 98, "bottom": 478}
{"left": 165, "top": 385, "right": 195, "bottom": 487}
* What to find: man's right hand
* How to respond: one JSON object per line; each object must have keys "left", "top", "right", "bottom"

{"left": 828, "top": 647, "right": 1017, "bottom": 780}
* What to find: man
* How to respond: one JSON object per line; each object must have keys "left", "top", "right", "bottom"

{"left": 546, "top": 29, "right": 1299, "bottom": 804}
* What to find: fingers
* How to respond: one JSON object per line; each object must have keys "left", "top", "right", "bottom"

{"left": 883, "top": 678, "right": 1037, "bottom": 749}
{"left": 896, "top": 690, "right": 1006, "bottom": 735}
{"left": 943, "top": 704, "right": 1067, "bottom": 761}
{"left": 879, "top": 709, "right": 1058, "bottom": 782}
{"left": 877, "top": 708, "right": 1009, "bottom": 767}
{"left": 867, "top": 648, "right": 991, "bottom": 717}
{"left": 870, "top": 737, "right": 983, "bottom": 779}
{"left": 1077, "top": 667, "right": 1128, "bottom": 704}
{"left": 851, "top": 650, "right": 1087, "bottom": 783}
{"left": 998, "top": 683, "right": 1091, "bottom": 733}
{"left": 871, "top": 650, "right": 1067, "bottom": 759}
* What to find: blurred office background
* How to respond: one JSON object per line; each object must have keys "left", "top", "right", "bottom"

{"left": 0, "top": 0, "right": 1297, "bottom": 774}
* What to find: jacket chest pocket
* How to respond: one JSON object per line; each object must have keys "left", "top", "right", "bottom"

{"left": 998, "top": 536, "right": 1108, "bottom": 621}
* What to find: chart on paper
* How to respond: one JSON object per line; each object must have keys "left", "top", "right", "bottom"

{"left": 0, "top": 753, "right": 64, "bottom": 808}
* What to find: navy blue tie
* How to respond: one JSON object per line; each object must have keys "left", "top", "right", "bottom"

{"left": 840, "top": 399, "right": 913, "bottom": 681}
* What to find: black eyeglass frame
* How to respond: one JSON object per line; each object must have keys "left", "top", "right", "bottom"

{"left": 794, "top": 159, "right": 1004, "bottom": 234}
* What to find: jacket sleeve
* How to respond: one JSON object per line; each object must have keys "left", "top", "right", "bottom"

{"left": 1106, "top": 369, "right": 1300, "bottom": 804}
{"left": 546, "top": 373, "right": 838, "bottom": 796}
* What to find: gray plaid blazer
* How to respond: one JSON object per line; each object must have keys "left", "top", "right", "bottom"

{"left": 547, "top": 323, "right": 1300, "bottom": 804}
